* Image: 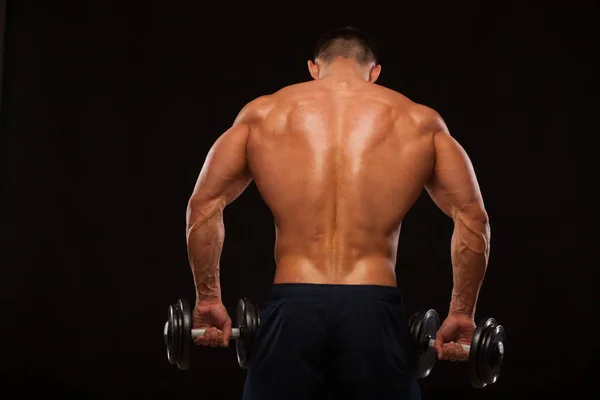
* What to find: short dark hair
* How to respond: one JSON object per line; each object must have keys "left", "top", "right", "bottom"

{"left": 313, "top": 26, "right": 379, "bottom": 65}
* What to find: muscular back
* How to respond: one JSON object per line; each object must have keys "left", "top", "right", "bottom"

{"left": 246, "top": 79, "right": 437, "bottom": 286}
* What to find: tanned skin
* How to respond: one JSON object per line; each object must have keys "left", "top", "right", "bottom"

{"left": 186, "top": 57, "right": 490, "bottom": 361}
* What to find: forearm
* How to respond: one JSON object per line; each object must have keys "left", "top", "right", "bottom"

{"left": 186, "top": 201, "right": 225, "bottom": 304}
{"left": 449, "top": 211, "right": 490, "bottom": 317}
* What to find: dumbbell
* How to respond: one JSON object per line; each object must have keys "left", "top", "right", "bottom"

{"left": 163, "top": 297, "right": 261, "bottom": 370}
{"left": 409, "top": 309, "right": 506, "bottom": 388}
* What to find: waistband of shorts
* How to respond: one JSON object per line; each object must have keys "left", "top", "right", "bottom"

{"left": 266, "top": 283, "right": 404, "bottom": 304}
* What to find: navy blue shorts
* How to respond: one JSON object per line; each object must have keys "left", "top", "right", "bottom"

{"left": 242, "top": 283, "right": 420, "bottom": 400}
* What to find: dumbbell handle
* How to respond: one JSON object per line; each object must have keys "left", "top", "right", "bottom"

{"left": 428, "top": 338, "right": 471, "bottom": 353}
{"left": 191, "top": 328, "right": 240, "bottom": 339}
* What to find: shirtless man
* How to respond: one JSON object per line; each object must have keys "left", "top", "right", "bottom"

{"left": 185, "top": 27, "right": 490, "bottom": 400}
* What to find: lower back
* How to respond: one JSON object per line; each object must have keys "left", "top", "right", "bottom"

{"left": 272, "top": 229, "right": 399, "bottom": 286}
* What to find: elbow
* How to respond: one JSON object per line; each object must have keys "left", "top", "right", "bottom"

{"left": 187, "top": 192, "right": 217, "bottom": 214}
{"left": 472, "top": 209, "right": 491, "bottom": 247}
{"left": 186, "top": 196, "right": 225, "bottom": 231}
{"left": 454, "top": 208, "right": 491, "bottom": 261}
{"left": 186, "top": 196, "right": 198, "bottom": 222}
{"left": 453, "top": 203, "right": 489, "bottom": 226}
{"left": 459, "top": 209, "right": 490, "bottom": 238}
{"left": 186, "top": 196, "right": 200, "bottom": 218}
{"left": 453, "top": 206, "right": 491, "bottom": 248}
{"left": 470, "top": 209, "right": 489, "bottom": 227}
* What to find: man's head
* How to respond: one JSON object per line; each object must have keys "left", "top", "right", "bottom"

{"left": 308, "top": 26, "right": 381, "bottom": 82}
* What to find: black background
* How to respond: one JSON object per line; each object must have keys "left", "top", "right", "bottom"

{"left": 1, "top": 1, "right": 597, "bottom": 398}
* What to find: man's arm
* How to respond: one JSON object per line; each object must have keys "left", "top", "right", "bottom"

{"left": 186, "top": 110, "right": 253, "bottom": 305}
{"left": 425, "top": 113, "right": 490, "bottom": 317}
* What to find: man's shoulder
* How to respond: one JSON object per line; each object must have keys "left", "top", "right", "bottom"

{"left": 235, "top": 94, "right": 277, "bottom": 124}
{"left": 408, "top": 103, "right": 443, "bottom": 126}
{"left": 373, "top": 86, "right": 445, "bottom": 132}
{"left": 381, "top": 89, "right": 441, "bottom": 126}
{"left": 369, "top": 84, "right": 425, "bottom": 116}
{"left": 236, "top": 82, "right": 314, "bottom": 121}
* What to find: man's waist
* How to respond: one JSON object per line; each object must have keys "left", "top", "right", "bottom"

{"left": 273, "top": 255, "right": 397, "bottom": 287}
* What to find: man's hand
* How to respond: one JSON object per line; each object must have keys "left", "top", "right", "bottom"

{"left": 434, "top": 313, "right": 476, "bottom": 361}
{"left": 192, "top": 301, "right": 232, "bottom": 348}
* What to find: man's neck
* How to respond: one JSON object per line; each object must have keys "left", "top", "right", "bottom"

{"left": 320, "top": 58, "right": 368, "bottom": 81}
